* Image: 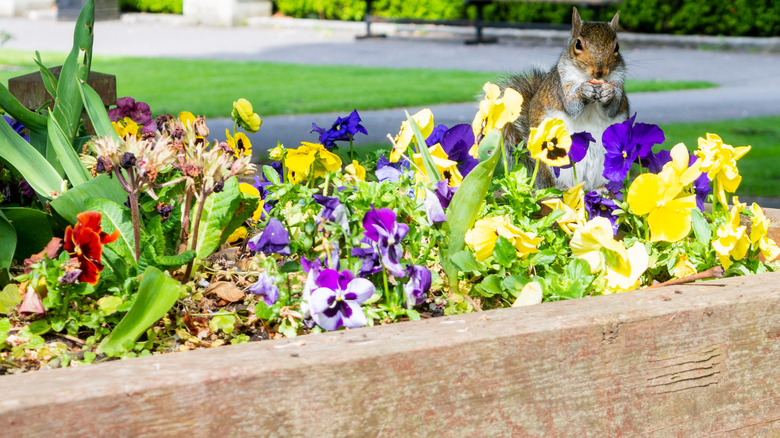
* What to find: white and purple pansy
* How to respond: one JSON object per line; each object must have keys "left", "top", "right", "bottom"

{"left": 309, "top": 268, "right": 375, "bottom": 331}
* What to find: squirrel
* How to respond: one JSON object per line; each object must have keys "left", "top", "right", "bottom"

{"left": 501, "top": 7, "right": 629, "bottom": 191}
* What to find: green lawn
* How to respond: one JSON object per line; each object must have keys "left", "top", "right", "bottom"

{"left": 1, "top": 51, "right": 715, "bottom": 118}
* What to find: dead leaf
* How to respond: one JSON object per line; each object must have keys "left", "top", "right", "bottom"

{"left": 205, "top": 281, "right": 245, "bottom": 303}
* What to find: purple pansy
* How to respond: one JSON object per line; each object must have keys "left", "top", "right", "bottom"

{"left": 108, "top": 97, "right": 155, "bottom": 134}
{"left": 351, "top": 237, "right": 383, "bottom": 277}
{"left": 602, "top": 114, "right": 665, "bottom": 183}
{"left": 311, "top": 110, "right": 368, "bottom": 150}
{"left": 605, "top": 180, "right": 625, "bottom": 200}
{"left": 3, "top": 116, "right": 29, "bottom": 142}
{"left": 309, "top": 268, "right": 375, "bottom": 331}
{"left": 247, "top": 217, "right": 291, "bottom": 255}
{"left": 313, "top": 194, "right": 349, "bottom": 232}
{"left": 375, "top": 155, "right": 411, "bottom": 183}
{"left": 688, "top": 155, "right": 713, "bottom": 211}
{"left": 585, "top": 191, "right": 620, "bottom": 234}
{"left": 554, "top": 131, "right": 594, "bottom": 177}
{"left": 403, "top": 264, "right": 431, "bottom": 307}
{"left": 425, "top": 124, "right": 449, "bottom": 148}
{"left": 424, "top": 180, "right": 458, "bottom": 225}
{"left": 641, "top": 149, "right": 672, "bottom": 174}
{"left": 248, "top": 272, "right": 280, "bottom": 306}
{"left": 440, "top": 124, "right": 479, "bottom": 177}
{"left": 361, "top": 207, "right": 409, "bottom": 277}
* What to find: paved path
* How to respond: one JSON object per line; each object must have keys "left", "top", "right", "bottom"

{"left": 2, "top": 15, "right": 780, "bottom": 168}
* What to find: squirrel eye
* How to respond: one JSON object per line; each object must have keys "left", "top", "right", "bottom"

{"left": 575, "top": 38, "right": 584, "bottom": 52}
{"left": 614, "top": 42, "right": 620, "bottom": 53}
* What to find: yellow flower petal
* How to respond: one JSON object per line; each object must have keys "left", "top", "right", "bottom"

{"left": 512, "top": 281, "right": 543, "bottom": 307}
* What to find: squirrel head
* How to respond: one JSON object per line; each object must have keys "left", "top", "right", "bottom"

{"left": 568, "top": 7, "right": 623, "bottom": 80}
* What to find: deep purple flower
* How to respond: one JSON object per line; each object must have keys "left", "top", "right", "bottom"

{"left": 602, "top": 114, "right": 665, "bottom": 183}
{"left": 309, "top": 268, "right": 375, "bottom": 331}
{"left": 641, "top": 149, "right": 672, "bottom": 174}
{"left": 440, "top": 124, "right": 479, "bottom": 177}
{"left": 361, "top": 207, "right": 409, "bottom": 277}
{"left": 3, "top": 116, "right": 29, "bottom": 142}
{"left": 554, "top": 131, "right": 594, "bottom": 177}
{"left": 688, "top": 155, "right": 713, "bottom": 211}
{"left": 403, "top": 264, "right": 431, "bottom": 307}
{"left": 58, "top": 268, "right": 82, "bottom": 285}
{"left": 605, "top": 180, "right": 624, "bottom": 200}
{"left": 18, "top": 179, "right": 34, "bottom": 198}
{"left": 424, "top": 180, "right": 457, "bottom": 225}
{"left": 247, "top": 217, "right": 291, "bottom": 255}
{"left": 311, "top": 110, "right": 368, "bottom": 150}
{"left": 425, "top": 124, "right": 449, "bottom": 148}
{"left": 108, "top": 97, "right": 155, "bottom": 134}
{"left": 584, "top": 191, "right": 620, "bottom": 234}
{"left": 312, "top": 194, "right": 348, "bottom": 232}
{"left": 350, "top": 237, "right": 383, "bottom": 277}
{"left": 248, "top": 272, "right": 280, "bottom": 306}
{"left": 375, "top": 155, "right": 410, "bottom": 183}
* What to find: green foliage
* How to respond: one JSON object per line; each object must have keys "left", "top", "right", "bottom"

{"left": 277, "top": 0, "right": 780, "bottom": 37}
{"left": 97, "top": 266, "right": 182, "bottom": 356}
{"left": 119, "top": 0, "right": 182, "bottom": 14}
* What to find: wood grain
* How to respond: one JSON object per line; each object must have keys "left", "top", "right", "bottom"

{"left": 1, "top": 271, "right": 779, "bottom": 437}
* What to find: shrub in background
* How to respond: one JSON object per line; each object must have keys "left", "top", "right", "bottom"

{"left": 274, "top": 0, "right": 780, "bottom": 37}
{"left": 120, "top": 0, "right": 182, "bottom": 14}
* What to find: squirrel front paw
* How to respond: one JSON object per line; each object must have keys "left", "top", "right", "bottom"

{"left": 581, "top": 81, "right": 616, "bottom": 104}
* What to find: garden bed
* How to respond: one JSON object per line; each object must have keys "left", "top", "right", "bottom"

{"left": 1, "top": 270, "right": 779, "bottom": 436}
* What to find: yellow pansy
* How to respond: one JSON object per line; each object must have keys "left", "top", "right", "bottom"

{"left": 390, "top": 108, "right": 434, "bottom": 162}
{"left": 413, "top": 144, "right": 463, "bottom": 186}
{"left": 239, "top": 182, "right": 263, "bottom": 222}
{"left": 112, "top": 117, "right": 141, "bottom": 139}
{"left": 605, "top": 242, "right": 649, "bottom": 293}
{"left": 627, "top": 171, "right": 697, "bottom": 243}
{"left": 749, "top": 202, "right": 780, "bottom": 262}
{"left": 465, "top": 215, "right": 541, "bottom": 262}
{"left": 673, "top": 255, "right": 697, "bottom": 279}
{"left": 226, "top": 226, "right": 248, "bottom": 244}
{"left": 345, "top": 160, "right": 366, "bottom": 183}
{"left": 659, "top": 143, "right": 703, "bottom": 190}
{"left": 225, "top": 129, "right": 252, "bottom": 158}
{"left": 695, "top": 133, "right": 750, "bottom": 207}
{"left": 279, "top": 142, "right": 342, "bottom": 184}
{"left": 512, "top": 281, "right": 543, "bottom": 307}
{"left": 471, "top": 82, "right": 523, "bottom": 143}
{"left": 232, "top": 98, "right": 263, "bottom": 133}
{"left": 712, "top": 198, "right": 750, "bottom": 269}
{"left": 541, "top": 182, "right": 586, "bottom": 235}
{"left": 527, "top": 118, "right": 572, "bottom": 167}
{"left": 570, "top": 217, "right": 629, "bottom": 274}
{"left": 178, "top": 111, "right": 196, "bottom": 127}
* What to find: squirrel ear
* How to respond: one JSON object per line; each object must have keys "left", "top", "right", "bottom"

{"left": 610, "top": 10, "right": 620, "bottom": 30}
{"left": 571, "top": 7, "right": 582, "bottom": 37}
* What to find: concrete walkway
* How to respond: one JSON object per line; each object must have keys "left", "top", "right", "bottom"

{"left": 2, "top": 14, "right": 779, "bottom": 183}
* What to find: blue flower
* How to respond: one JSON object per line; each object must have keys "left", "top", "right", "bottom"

{"left": 403, "top": 264, "right": 431, "bottom": 307}
{"left": 641, "top": 149, "right": 672, "bottom": 174}
{"left": 351, "top": 237, "right": 383, "bottom": 277}
{"left": 439, "top": 124, "right": 478, "bottom": 177}
{"left": 311, "top": 110, "right": 368, "bottom": 150}
{"left": 602, "top": 114, "right": 665, "bottom": 183}
{"left": 247, "top": 217, "right": 291, "bottom": 255}
{"left": 3, "top": 116, "right": 29, "bottom": 142}
{"left": 688, "top": 155, "right": 713, "bottom": 211}
{"left": 309, "top": 268, "right": 375, "bottom": 331}
{"left": 248, "top": 272, "right": 280, "bottom": 306}
{"left": 425, "top": 124, "right": 449, "bottom": 148}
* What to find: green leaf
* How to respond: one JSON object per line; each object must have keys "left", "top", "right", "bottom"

{"left": 501, "top": 275, "right": 529, "bottom": 297}
{"left": 86, "top": 198, "right": 136, "bottom": 264}
{"left": 51, "top": 173, "right": 127, "bottom": 225}
{"left": 0, "top": 318, "right": 10, "bottom": 344}
{"left": 493, "top": 235, "right": 516, "bottom": 267}
{"left": 450, "top": 250, "right": 482, "bottom": 273}
{"left": 0, "top": 211, "right": 16, "bottom": 272}
{"left": 34, "top": 52, "right": 59, "bottom": 100}
{"left": 0, "top": 83, "right": 47, "bottom": 133}
{"left": 441, "top": 129, "right": 502, "bottom": 293}
{"left": 97, "top": 296, "right": 123, "bottom": 315}
{"left": 263, "top": 165, "right": 280, "bottom": 184}
{"left": 279, "top": 261, "right": 302, "bottom": 273}
{"left": 0, "top": 119, "right": 64, "bottom": 199}
{"left": 476, "top": 274, "right": 503, "bottom": 298}
{"left": 47, "top": 114, "right": 91, "bottom": 186}
{"left": 405, "top": 110, "right": 441, "bottom": 182}
{"left": 218, "top": 191, "right": 259, "bottom": 247}
{"left": 0, "top": 284, "right": 21, "bottom": 314}
{"left": 0, "top": 207, "right": 53, "bottom": 261}
{"left": 691, "top": 207, "right": 712, "bottom": 246}
{"left": 189, "top": 178, "right": 243, "bottom": 264}
{"left": 77, "top": 79, "right": 121, "bottom": 142}
{"left": 97, "top": 266, "right": 181, "bottom": 356}
{"left": 209, "top": 313, "right": 236, "bottom": 334}
{"left": 154, "top": 250, "right": 196, "bottom": 268}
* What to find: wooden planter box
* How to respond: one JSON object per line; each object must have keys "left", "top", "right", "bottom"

{"left": 2, "top": 208, "right": 779, "bottom": 436}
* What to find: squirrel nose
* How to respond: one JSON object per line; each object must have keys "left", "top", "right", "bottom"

{"left": 595, "top": 69, "right": 604, "bottom": 78}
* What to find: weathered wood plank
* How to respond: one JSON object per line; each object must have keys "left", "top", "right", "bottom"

{"left": 1, "top": 271, "right": 779, "bottom": 436}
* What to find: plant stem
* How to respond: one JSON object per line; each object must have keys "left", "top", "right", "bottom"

{"left": 381, "top": 266, "right": 391, "bottom": 308}
{"left": 530, "top": 160, "right": 540, "bottom": 188}
{"left": 183, "top": 190, "right": 209, "bottom": 282}
{"left": 179, "top": 188, "right": 193, "bottom": 247}
{"left": 349, "top": 135, "right": 354, "bottom": 163}
{"left": 128, "top": 190, "right": 141, "bottom": 262}
{"left": 500, "top": 139, "right": 509, "bottom": 178}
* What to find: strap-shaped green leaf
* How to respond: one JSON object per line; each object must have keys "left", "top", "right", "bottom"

{"left": 441, "top": 129, "right": 502, "bottom": 293}
{"left": 0, "top": 207, "right": 53, "bottom": 261}
{"left": 77, "top": 78, "right": 120, "bottom": 142}
{"left": 0, "top": 119, "right": 63, "bottom": 199}
{"left": 96, "top": 266, "right": 181, "bottom": 356}
{"left": 50, "top": 173, "right": 126, "bottom": 225}
{"left": 0, "top": 83, "right": 47, "bottom": 132}
{"left": 0, "top": 211, "right": 16, "bottom": 272}
{"left": 34, "top": 52, "right": 59, "bottom": 101}
{"left": 405, "top": 110, "right": 441, "bottom": 183}
{"left": 48, "top": 114, "right": 91, "bottom": 186}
